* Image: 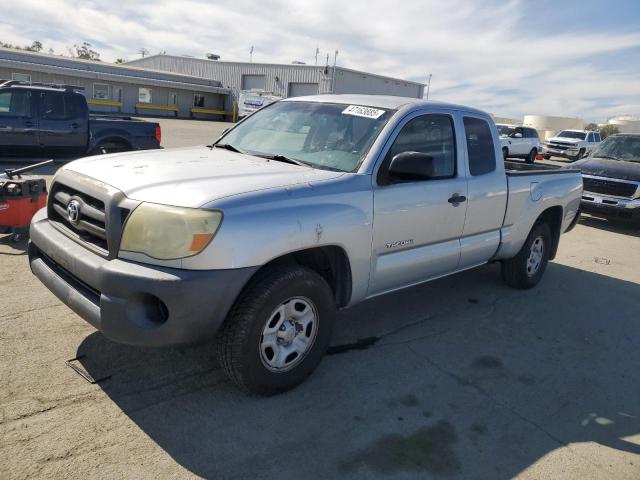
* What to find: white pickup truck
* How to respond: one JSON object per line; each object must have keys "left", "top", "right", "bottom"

{"left": 29, "top": 95, "right": 583, "bottom": 395}
{"left": 496, "top": 124, "right": 541, "bottom": 163}
{"left": 543, "top": 129, "right": 601, "bottom": 161}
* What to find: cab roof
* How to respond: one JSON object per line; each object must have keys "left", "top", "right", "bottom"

{"left": 282, "top": 94, "right": 489, "bottom": 116}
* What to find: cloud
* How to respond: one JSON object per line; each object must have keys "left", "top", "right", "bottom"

{"left": 1, "top": 0, "right": 638, "bottom": 121}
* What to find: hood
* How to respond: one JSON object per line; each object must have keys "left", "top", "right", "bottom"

{"left": 63, "top": 146, "right": 345, "bottom": 207}
{"left": 547, "top": 136, "right": 582, "bottom": 144}
{"left": 573, "top": 157, "right": 640, "bottom": 182}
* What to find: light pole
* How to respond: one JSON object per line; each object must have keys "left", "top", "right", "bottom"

{"left": 426, "top": 73, "right": 432, "bottom": 100}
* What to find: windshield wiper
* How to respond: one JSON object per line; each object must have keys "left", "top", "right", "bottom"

{"left": 212, "top": 143, "right": 244, "bottom": 153}
{"left": 255, "top": 153, "right": 311, "bottom": 168}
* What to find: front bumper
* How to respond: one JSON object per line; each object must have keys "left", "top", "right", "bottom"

{"left": 29, "top": 209, "right": 257, "bottom": 346}
{"left": 581, "top": 192, "right": 640, "bottom": 221}
{"left": 542, "top": 145, "right": 580, "bottom": 159}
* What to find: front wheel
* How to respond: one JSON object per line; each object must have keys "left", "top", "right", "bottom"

{"left": 501, "top": 222, "right": 551, "bottom": 289}
{"left": 216, "top": 266, "right": 336, "bottom": 395}
{"left": 526, "top": 148, "right": 537, "bottom": 164}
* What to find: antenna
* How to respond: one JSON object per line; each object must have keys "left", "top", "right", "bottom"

{"left": 249, "top": 45, "right": 254, "bottom": 63}
{"left": 426, "top": 73, "right": 432, "bottom": 100}
{"left": 315, "top": 46, "right": 319, "bottom": 65}
{"left": 138, "top": 48, "right": 149, "bottom": 58}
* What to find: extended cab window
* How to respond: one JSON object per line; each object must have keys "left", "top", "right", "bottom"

{"left": 0, "top": 90, "right": 32, "bottom": 117}
{"left": 40, "top": 92, "right": 83, "bottom": 120}
{"left": 379, "top": 114, "right": 456, "bottom": 182}
{"left": 463, "top": 117, "right": 496, "bottom": 176}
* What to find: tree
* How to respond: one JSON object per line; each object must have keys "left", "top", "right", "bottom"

{"left": 0, "top": 39, "right": 43, "bottom": 52}
{"left": 584, "top": 123, "right": 599, "bottom": 131}
{"left": 115, "top": 58, "right": 126, "bottom": 64}
{"left": 599, "top": 124, "right": 619, "bottom": 139}
{"left": 73, "top": 42, "right": 100, "bottom": 61}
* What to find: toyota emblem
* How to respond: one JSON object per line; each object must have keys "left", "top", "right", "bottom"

{"left": 67, "top": 200, "right": 81, "bottom": 224}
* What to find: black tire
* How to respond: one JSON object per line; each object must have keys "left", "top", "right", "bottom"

{"left": 575, "top": 148, "right": 585, "bottom": 161}
{"left": 543, "top": 154, "right": 551, "bottom": 160}
{"left": 502, "top": 147, "right": 509, "bottom": 160}
{"left": 501, "top": 222, "right": 551, "bottom": 289}
{"left": 216, "top": 265, "right": 336, "bottom": 395}
{"left": 526, "top": 149, "right": 537, "bottom": 164}
{"left": 90, "top": 140, "right": 131, "bottom": 155}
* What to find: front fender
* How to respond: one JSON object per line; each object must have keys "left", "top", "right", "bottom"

{"left": 182, "top": 176, "right": 375, "bottom": 303}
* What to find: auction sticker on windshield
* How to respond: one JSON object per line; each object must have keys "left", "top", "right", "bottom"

{"left": 342, "top": 105, "right": 386, "bottom": 119}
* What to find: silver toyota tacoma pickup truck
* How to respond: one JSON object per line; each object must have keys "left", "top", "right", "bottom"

{"left": 29, "top": 95, "right": 583, "bottom": 395}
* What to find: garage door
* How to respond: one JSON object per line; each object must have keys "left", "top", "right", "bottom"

{"left": 288, "top": 82, "right": 319, "bottom": 97}
{"left": 241, "top": 75, "right": 266, "bottom": 90}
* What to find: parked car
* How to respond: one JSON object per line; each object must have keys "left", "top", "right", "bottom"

{"left": 0, "top": 80, "right": 161, "bottom": 156}
{"left": 496, "top": 124, "right": 541, "bottom": 163}
{"left": 574, "top": 133, "right": 640, "bottom": 221}
{"left": 29, "top": 95, "right": 582, "bottom": 395}
{"left": 542, "top": 129, "right": 600, "bottom": 161}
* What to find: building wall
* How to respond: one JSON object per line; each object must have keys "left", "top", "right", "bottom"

{"left": 523, "top": 114, "right": 586, "bottom": 140}
{"left": 0, "top": 66, "right": 226, "bottom": 119}
{"left": 127, "top": 55, "right": 424, "bottom": 99}
{"left": 608, "top": 116, "right": 640, "bottom": 134}
{"left": 334, "top": 69, "right": 424, "bottom": 97}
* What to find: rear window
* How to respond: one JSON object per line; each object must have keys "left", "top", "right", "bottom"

{"left": 40, "top": 92, "right": 84, "bottom": 120}
{"left": 463, "top": 117, "right": 496, "bottom": 176}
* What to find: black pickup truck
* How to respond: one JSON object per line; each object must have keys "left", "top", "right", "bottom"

{"left": 0, "top": 81, "right": 161, "bottom": 156}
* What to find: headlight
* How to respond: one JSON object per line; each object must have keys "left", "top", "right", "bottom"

{"left": 120, "top": 203, "right": 223, "bottom": 260}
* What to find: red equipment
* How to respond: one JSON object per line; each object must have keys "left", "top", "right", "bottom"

{"left": 0, "top": 159, "right": 53, "bottom": 242}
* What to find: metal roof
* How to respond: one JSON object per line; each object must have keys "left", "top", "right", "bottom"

{"left": 0, "top": 47, "right": 231, "bottom": 94}
{"left": 127, "top": 54, "right": 425, "bottom": 88}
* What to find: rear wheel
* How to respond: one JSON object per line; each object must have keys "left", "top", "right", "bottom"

{"left": 526, "top": 148, "right": 537, "bottom": 164}
{"left": 90, "top": 140, "right": 131, "bottom": 155}
{"left": 543, "top": 154, "right": 551, "bottom": 160}
{"left": 216, "top": 266, "right": 336, "bottom": 395}
{"left": 501, "top": 222, "right": 551, "bottom": 289}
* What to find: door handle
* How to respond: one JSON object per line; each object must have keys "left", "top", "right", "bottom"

{"left": 448, "top": 194, "right": 467, "bottom": 204}
{"left": 25, "top": 120, "right": 33, "bottom": 127}
{"left": 70, "top": 123, "right": 79, "bottom": 129}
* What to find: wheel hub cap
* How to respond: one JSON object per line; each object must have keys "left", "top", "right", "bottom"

{"left": 260, "top": 297, "right": 318, "bottom": 372}
{"left": 526, "top": 236, "right": 544, "bottom": 277}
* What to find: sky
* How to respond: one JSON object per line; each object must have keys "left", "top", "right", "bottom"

{"left": 1, "top": 0, "right": 639, "bottom": 122}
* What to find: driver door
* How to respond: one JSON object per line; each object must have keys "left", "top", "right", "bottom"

{"left": 368, "top": 112, "right": 468, "bottom": 297}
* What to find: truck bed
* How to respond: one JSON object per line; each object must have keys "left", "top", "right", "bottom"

{"left": 504, "top": 160, "right": 580, "bottom": 176}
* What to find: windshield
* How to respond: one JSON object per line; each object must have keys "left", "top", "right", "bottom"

{"left": 497, "top": 125, "right": 514, "bottom": 137}
{"left": 557, "top": 130, "right": 586, "bottom": 140}
{"left": 217, "top": 101, "right": 394, "bottom": 172}
{"left": 591, "top": 136, "right": 640, "bottom": 163}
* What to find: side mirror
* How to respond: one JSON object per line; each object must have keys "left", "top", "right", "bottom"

{"left": 388, "top": 151, "right": 434, "bottom": 181}
{"left": 513, "top": 133, "right": 523, "bottom": 138}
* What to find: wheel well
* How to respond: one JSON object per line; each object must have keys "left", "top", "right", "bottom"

{"left": 536, "top": 206, "right": 563, "bottom": 259}
{"left": 94, "top": 137, "right": 132, "bottom": 150}
{"left": 254, "top": 246, "right": 352, "bottom": 307}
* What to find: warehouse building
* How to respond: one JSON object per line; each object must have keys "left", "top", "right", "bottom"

{"left": 126, "top": 54, "right": 425, "bottom": 99}
{"left": 0, "top": 47, "right": 231, "bottom": 119}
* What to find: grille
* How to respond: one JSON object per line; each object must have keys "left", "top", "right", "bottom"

{"left": 547, "top": 142, "right": 573, "bottom": 151}
{"left": 48, "top": 182, "right": 109, "bottom": 251}
{"left": 582, "top": 177, "right": 638, "bottom": 198}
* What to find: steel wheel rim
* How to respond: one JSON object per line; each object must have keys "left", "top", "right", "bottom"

{"left": 259, "top": 296, "right": 319, "bottom": 372}
{"left": 526, "top": 236, "right": 544, "bottom": 277}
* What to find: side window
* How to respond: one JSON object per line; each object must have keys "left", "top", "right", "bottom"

{"left": 527, "top": 128, "right": 539, "bottom": 139}
{"left": 594, "top": 133, "right": 601, "bottom": 142}
{"left": 513, "top": 127, "right": 524, "bottom": 138}
{"left": 0, "top": 90, "right": 32, "bottom": 117}
{"left": 463, "top": 117, "right": 496, "bottom": 176}
{"left": 66, "top": 94, "right": 85, "bottom": 118}
{"left": 379, "top": 114, "right": 456, "bottom": 183}
{"left": 40, "top": 92, "right": 67, "bottom": 120}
